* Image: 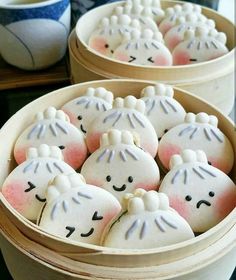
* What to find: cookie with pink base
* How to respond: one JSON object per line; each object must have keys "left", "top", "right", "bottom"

{"left": 81, "top": 129, "right": 160, "bottom": 203}
{"left": 61, "top": 87, "right": 113, "bottom": 135}
{"left": 164, "top": 14, "right": 215, "bottom": 52}
{"left": 2, "top": 144, "right": 75, "bottom": 220}
{"left": 102, "top": 189, "right": 194, "bottom": 249}
{"left": 172, "top": 27, "right": 228, "bottom": 65}
{"left": 86, "top": 95, "right": 158, "bottom": 157}
{"left": 14, "top": 107, "right": 87, "bottom": 170}
{"left": 159, "top": 149, "right": 236, "bottom": 232}
{"left": 140, "top": 84, "right": 186, "bottom": 140}
{"left": 159, "top": 3, "right": 203, "bottom": 35}
{"left": 37, "top": 173, "right": 121, "bottom": 245}
{"left": 113, "top": 29, "right": 172, "bottom": 66}
{"left": 158, "top": 112, "right": 234, "bottom": 174}
{"left": 88, "top": 14, "right": 141, "bottom": 57}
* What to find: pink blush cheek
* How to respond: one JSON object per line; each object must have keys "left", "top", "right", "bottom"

{"left": 160, "top": 22, "right": 173, "bottom": 35}
{"left": 114, "top": 52, "right": 129, "bottom": 62}
{"left": 63, "top": 143, "right": 87, "bottom": 170}
{"left": 2, "top": 181, "right": 29, "bottom": 214}
{"left": 90, "top": 37, "right": 108, "bottom": 55}
{"left": 86, "top": 132, "right": 102, "bottom": 153}
{"left": 134, "top": 181, "right": 158, "bottom": 191}
{"left": 62, "top": 109, "right": 77, "bottom": 126}
{"left": 101, "top": 207, "right": 121, "bottom": 230}
{"left": 168, "top": 35, "right": 182, "bottom": 51}
{"left": 14, "top": 146, "right": 28, "bottom": 164}
{"left": 158, "top": 143, "right": 181, "bottom": 169}
{"left": 169, "top": 196, "right": 190, "bottom": 221}
{"left": 173, "top": 50, "right": 191, "bottom": 65}
{"left": 215, "top": 189, "right": 236, "bottom": 221}
{"left": 154, "top": 54, "right": 171, "bottom": 66}
{"left": 207, "top": 157, "right": 229, "bottom": 174}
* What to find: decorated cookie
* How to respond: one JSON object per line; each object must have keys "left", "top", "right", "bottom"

{"left": 158, "top": 112, "right": 234, "bottom": 174}
{"left": 81, "top": 129, "right": 160, "bottom": 202}
{"left": 86, "top": 95, "right": 158, "bottom": 157}
{"left": 14, "top": 107, "right": 87, "bottom": 170}
{"left": 88, "top": 14, "right": 141, "bottom": 57}
{"left": 159, "top": 3, "right": 202, "bottom": 35}
{"left": 2, "top": 145, "right": 75, "bottom": 220}
{"left": 102, "top": 189, "right": 194, "bottom": 249}
{"left": 38, "top": 173, "right": 121, "bottom": 245}
{"left": 164, "top": 14, "right": 215, "bottom": 52}
{"left": 113, "top": 29, "right": 172, "bottom": 66}
{"left": 172, "top": 27, "right": 229, "bottom": 65}
{"left": 159, "top": 150, "right": 236, "bottom": 232}
{"left": 61, "top": 87, "right": 113, "bottom": 134}
{"left": 140, "top": 84, "right": 186, "bottom": 139}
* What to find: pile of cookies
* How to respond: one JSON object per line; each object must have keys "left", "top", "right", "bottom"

{"left": 2, "top": 84, "right": 235, "bottom": 249}
{"left": 88, "top": 0, "right": 229, "bottom": 66}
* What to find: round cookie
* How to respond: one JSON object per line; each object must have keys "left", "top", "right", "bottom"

{"left": 113, "top": 29, "right": 172, "bottom": 66}
{"left": 157, "top": 112, "right": 234, "bottom": 174}
{"left": 86, "top": 95, "right": 159, "bottom": 157}
{"left": 102, "top": 189, "right": 194, "bottom": 249}
{"left": 159, "top": 149, "right": 236, "bottom": 232}
{"left": 140, "top": 84, "right": 186, "bottom": 140}
{"left": 14, "top": 107, "right": 87, "bottom": 169}
{"left": 172, "top": 27, "right": 228, "bottom": 65}
{"left": 81, "top": 129, "right": 160, "bottom": 203}
{"left": 2, "top": 145, "right": 75, "bottom": 220}
{"left": 88, "top": 14, "right": 141, "bottom": 57}
{"left": 61, "top": 87, "right": 113, "bottom": 134}
{"left": 159, "top": 3, "right": 203, "bottom": 35}
{"left": 37, "top": 173, "right": 121, "bottom": 245}
{"left": 164, "top": 14, "right": 215, "bottom": 52}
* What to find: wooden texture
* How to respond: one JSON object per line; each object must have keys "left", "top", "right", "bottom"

{"left": 73, "top": 0, "right": 235, "bottom": 114}
{"left": 0, "top": 80, "right": 235, "bottom": 271}
{"left": 0, "top": 55, "right": 70, "bottom": 91}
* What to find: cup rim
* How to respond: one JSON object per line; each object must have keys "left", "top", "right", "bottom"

{"left": 0, "top": 0, "right": 64, "bottom": 9}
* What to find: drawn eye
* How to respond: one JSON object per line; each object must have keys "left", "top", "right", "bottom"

{"left": 65, "top": 226, "right": 75, "bottom": 238}
{"left": 209, "top": 191, "right": 215, "bottom": 197}
{"left": 164, "top": 129, "right": 168, "bottom": 133}
{"left": 80, "top": 227, "right": 94, "bottom": 237}
{"left": 77, "top": 115, "right": 83, "bottom": 120}
{"left": 128, "top": 176, "right": 133, "bottom": 183}
{"left": 208, "top": 161, "right": 212, "bottom": 165}
{"left": 58, "top": 145, "right": 65, "bottom": 150}
{"left": 147, "top": 57, "right": 154, "bottom": 63}
{"left": 92, "top": 211, "right": 103, "bottom": 221}
{"left": 106, "top": 175, "right": 112, "bottom": 182}
{"left": 128, "top": 56, "right": 136, "bottom": 62}
{"left": 25, "top": 182, "right": 36, "bottom": 192}
{"left": 105, "top": 44, "right": 109, "bottom": 48}
{"left": 185, "top": 195, "right": 192, "bottom": 201}
{"left": 189, "top": 58, "right": 197, "bottom": 62}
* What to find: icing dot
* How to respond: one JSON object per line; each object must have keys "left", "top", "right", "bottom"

{"left": 106, "top": 175, "right": 112, "bottom": 182}
{"left": 209, "top": 191, "right": 215, "bottom": 197}
{"left": 128, "top": 176, "right": 134, "bottom": 183}
{"left": 185, "top": 195, "right": 192, "bottom": 201}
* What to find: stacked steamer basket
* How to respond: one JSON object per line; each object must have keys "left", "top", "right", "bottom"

{"left": 71, "top": 0, "right": 235, "bottom": 115}
{"left": 0, "top": 80, "right": 236, "bottom": 280}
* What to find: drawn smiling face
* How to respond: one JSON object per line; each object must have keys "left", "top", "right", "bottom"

{"left": 14, "top": 117, "right": 87, "bottom": 170}
{"left": 159, "top": 162, "right": 236, "bottom": 232}
{"left": 81, "top": 143, "right": 160, "bottom": 203}
{"left": 2, "top": 157, "right": 75, "bottom": 221}
{"left": 38, "top": 184, "right": 121, "bottom": 245}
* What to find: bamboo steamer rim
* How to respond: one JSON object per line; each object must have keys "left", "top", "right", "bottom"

{"left": 75, "top": 0, "right": 235, "bottom": 77}
{"left": 0, "top": 79, "right": 235, "bottom": 264}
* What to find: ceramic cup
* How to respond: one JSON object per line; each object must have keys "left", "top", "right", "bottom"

{"left": 0, "top": 0, "right": 71, "bottom": 70}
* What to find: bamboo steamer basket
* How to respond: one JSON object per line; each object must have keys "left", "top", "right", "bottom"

{"left": 73, "top": 0, "right": 235, "bottom": 115}
{"left": 0, "top": 80, "right": 236, "bottom": 279}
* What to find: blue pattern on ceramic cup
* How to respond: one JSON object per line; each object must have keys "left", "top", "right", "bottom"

{"left": 0, "top": 0, "right": 71, "bottom": 70}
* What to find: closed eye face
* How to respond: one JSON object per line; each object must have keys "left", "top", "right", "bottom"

{"left": 147, "top": 57, "right": 154, "bottom": 63}
{"left": 189, "top": 58, "right": 197, "bottom": 62}
{"left": 25, "top": 181, "right": 36, "bottom": 192}
{"left": 128, "top": 56, "right": 136, "bottom": 62}
{"left": 65, "top": 226, "right": 75, "bottom": 238}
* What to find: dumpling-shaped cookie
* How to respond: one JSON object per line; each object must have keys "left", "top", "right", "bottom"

{"left": 159, "top": 150, "right": 236, "bottom": 232}
{"left": 86, "top": 95, "right": 158, "bottom": 157}
{"left": 172, "top": 27, "right": 228, "bottom": 65}
{"left": 2, "top": 145, "right": 75, "bottom": 220}
{"left": 61, "top": 87, "right": 113, "bottom": 134}
{"left": 113, "top": 29, "right": 172, "bottom": 66}
{"left": 14, "top": 107, "right": 87, "bottom": 169}
{"left": 140, "top": 84, "right": 186, "bottom": 140}
{"left": 81, "top": 129, "right": 160, "bottom": 203}
{"left": 158, "top": 112, "right": 234, "bottom": 174}
{"left": 38, "top": 173, "right": 121, "bottom": 245}
{"left": 102, "top": 189, "right": 194, "bottom": 249}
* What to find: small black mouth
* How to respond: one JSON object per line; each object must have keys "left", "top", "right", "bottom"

{"left": 189, "top": 58, "right": 197, "bottom": 62}
{"left": 196, "top": 200, "right": 211, "bottom": 209}
{"left": 113, "top": 184, "right": 126, "bottom": 192}
{"left": 35, "top": 194, "right": 46, "bottom": 202}
{"left": 80, "top": 124, "right": 87, "bottom": 134}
